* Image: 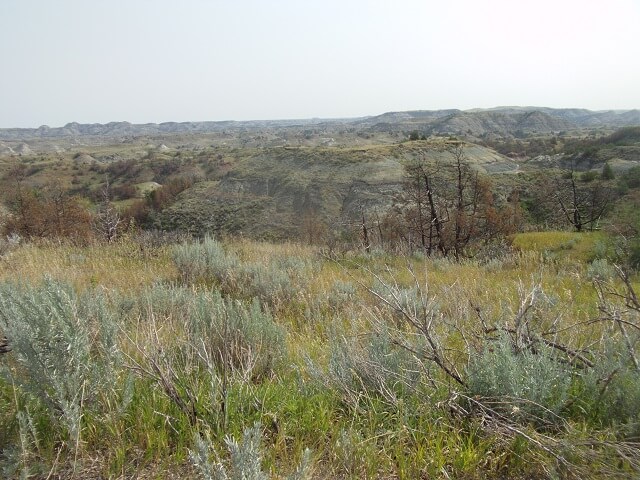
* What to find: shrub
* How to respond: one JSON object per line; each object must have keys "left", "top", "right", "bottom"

{"left": 327, "top": 280, "right": 356, "bottom": 310}
{"left": 132, "top": 284, "right": 286, "bottom": 380}
{"left": 466, "top": 335, "right": 572, "bottom": 426}
{"left": 147, "top": 176, "right": 194, "bottom": 211}
{"left": 105, "top": 159, "right": 141, "bottom": 181}
{"left": 570, "top": 342, "right": 640, "bottom": 437}
{"left": 185, "top": 290, "right": 286, "bottom": 380}
{"left": 190, "top": 423, "right": 311, "bottom": 480}
{"left": 3, "top": 188, "right": 94, "bottom": 242}
{"left": 624, "top": 166, "right": 640, "bottom": 189}
{"left": 172, "top": 237, "right": 312, "bottom": 306}
{"left": 0, "top": 279, "right": 118, "bottom": 441}
{"left": 581, "top": 170, "right": 599, "bottom": 182}
{"left": 0, "top": 233, "right": 21, "bottom": 258}
{"left": 332, "top": 428, "right": 378, "bottom": 477}
{"left": 629, "top": 240, "right": 640, "bottom": 270}
{"left": 313, "top": 326, "right": 425, "bottom": 407}
{"left": 172, "top": 235, "right": 240, "bottom": 286}
{"left": 587, "top": 258, "right": 616, "bottom": 281}
{"left": 111, "top": 183, "right": 137, "bottom": 200}
{"left": 239, "top": 262, "right": 297, "bottom": 305}
{"left": 602, "top": 162, "right": 614, "bottom": 180}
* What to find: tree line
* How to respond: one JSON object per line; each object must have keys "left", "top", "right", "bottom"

{"left": 0, "top": 165, "right": 193, "bottom": 243}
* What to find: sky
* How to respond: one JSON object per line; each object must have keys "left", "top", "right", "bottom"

{"left": 1, "top": 0, "right": 639, "bottom": 128}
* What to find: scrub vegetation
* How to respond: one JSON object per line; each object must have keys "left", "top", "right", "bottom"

{"left": 0, "top": 233, "right": 638, "bottom": 479}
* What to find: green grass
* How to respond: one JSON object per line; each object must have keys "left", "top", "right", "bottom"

{"left": 0, "top": 235, "right": 638, "bottom": 478}
{"left": 512, "top": 230, "right": 610, "bottom": 262}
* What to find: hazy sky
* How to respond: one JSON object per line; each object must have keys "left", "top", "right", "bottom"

{"left": 1, "top": 0, "right": 639, "bottom": 127}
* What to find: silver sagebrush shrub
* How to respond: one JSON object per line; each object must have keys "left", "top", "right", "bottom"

{"left": 574, "top": 341, "right": 640, "bottom": 436}
{"left": 172, "top": 237, "right": 313, "bottom": 305}
{"left": 466, "top": 335, "right": 571, "bottom": 425}
{"left": 190, "top": 423, "right": 311, "bottom": 480}
{"left": 0, "top": 279, "right": 118, "bottom": 439}
{"left": 131, "top": 284, "right": 286, "bottom": 379}
{"left": 316, "top": 326, "right": 424, "bottom": 406}
{"left": 186, "top": 290, "right": 286, "bottom": 379}
{"left": 172, "top": 235, "right": 240, "bottom": 286}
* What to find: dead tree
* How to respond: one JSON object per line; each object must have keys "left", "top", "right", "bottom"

{"left": 556, "top": 164, "right": 613, "bottom": 232}
{"left": 361, "top": 210, "right": 371, "bottom": 253}
{"left": 94, "top": 179, "right": 122, "bottom": 242}
{"left": 0, "top": 335, "right": 10, "bottom": 355}
{"left": 448, "top": 144, "right": 481, "bottom": 260}
{"left": 403, "top": 154, "right": 448, "bottom": 255}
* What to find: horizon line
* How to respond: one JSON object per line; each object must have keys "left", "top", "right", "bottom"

{"left": 1, "top": 105, "right": 639, "bottom": 130}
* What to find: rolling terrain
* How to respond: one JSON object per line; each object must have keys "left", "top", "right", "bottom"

{"left": 0, "top": 108, "right": 639, "bottom": 241}
{"left": 1, "top": 106, "right": 639, "bottom": 155}
{"left": 0, "top": 107, "right": 638, "bottom": 241}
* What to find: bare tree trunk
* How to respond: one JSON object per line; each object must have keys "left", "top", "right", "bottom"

{"left": 361, "top": 211, "right": 371, "bottom": 253}
{"left": 423, "top": 172, "right": 447, "bottom": 256}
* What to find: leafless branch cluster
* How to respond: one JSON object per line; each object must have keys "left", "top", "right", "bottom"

{"left": 93, "top": 179, "right": 122, "bottom": 242}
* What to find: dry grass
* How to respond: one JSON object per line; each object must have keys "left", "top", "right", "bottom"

{"left": 0, "top": 239, "right": 177, "bottom": 292}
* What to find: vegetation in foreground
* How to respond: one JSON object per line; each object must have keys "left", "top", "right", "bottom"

{"left": 0, "top": 232, "right": 639, "bottom": 479}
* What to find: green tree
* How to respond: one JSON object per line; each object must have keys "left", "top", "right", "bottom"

{"left": 602, "top": 162, "right": 615, "bottom": 180}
